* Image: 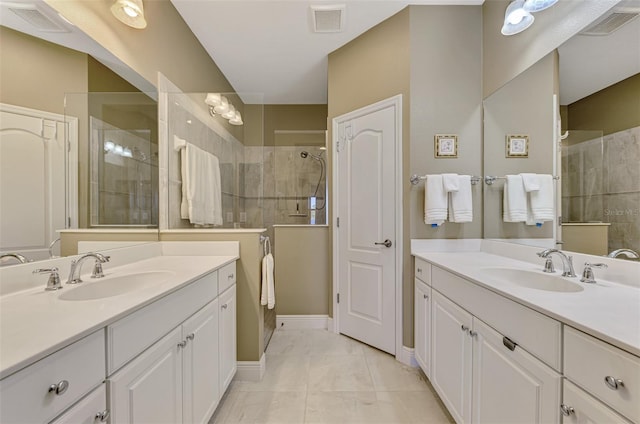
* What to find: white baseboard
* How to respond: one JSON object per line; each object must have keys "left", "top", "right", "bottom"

{"left": 398, "top": 346, "right": 418, "bottom": 368}
{"left": 235, "top": 353, "right": 265, "bottom": 382}
{"left": 327, "top": 317, "right": 336, "bottom": 333}
{"left": 276, "top": 314, "right": 328, "bottom": 330}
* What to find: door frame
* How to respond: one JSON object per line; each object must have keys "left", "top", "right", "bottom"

{"left": 331, "top": 94, "right": 403, "bottom": 360}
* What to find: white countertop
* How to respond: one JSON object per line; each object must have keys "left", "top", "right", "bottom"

{"left": 413, "top": 250, "right": 640, "bottom": 357}
{"left": 0, "top": 254, "right": 237, "bottom": 379}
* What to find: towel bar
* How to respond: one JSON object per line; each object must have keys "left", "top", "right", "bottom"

{"left": 410, "top": 174, "right": 482, "bottom": 186}
{"left": 484, "top": 175, "right": 560, "bottom": 185}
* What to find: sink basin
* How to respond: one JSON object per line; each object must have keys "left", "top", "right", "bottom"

{"left": 480, "top": 267, "right": 584, "bottom": 293}
{"left": 58, "top": 271, "right": 175, "bottom": 301}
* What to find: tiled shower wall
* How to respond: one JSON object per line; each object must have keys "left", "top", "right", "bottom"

{"left": 562, "top": 126, "right": 640, "bottom": 253}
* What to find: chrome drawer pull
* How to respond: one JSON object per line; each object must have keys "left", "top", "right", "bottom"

{"left": 560, "top": 404, "right": 575, "bottom": 416}
{"left": 95, "top": 410, "right": 110, "bottom": 422}
{"left": 604, "top": 376, "right": 624, "bottom": 390}
{"left": 502, "top": 336, "right": 517, "bottom": 351}
{"left": 48, "top": 380, "right": 69, "bottom": 395}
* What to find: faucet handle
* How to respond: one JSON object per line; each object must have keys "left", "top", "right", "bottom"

{"left": 33, "top": 267, "right": 62, "bottom": 291}
{"left": 91, "top": 260, "right": 106, "bottom": 278}
{"left": 542, "top": 258, "right": 555, "bottom": 273}
{"left": 580, "top": 262, "right": 608, "bottom": 284}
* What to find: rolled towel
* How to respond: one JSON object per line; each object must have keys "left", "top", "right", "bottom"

{"left": 424, "top": 175, "right": 447, "bottom": 226}
{"left": 503, "top": 175, "right": 528, "bottom": 222}
{"left": 448, "top": 175, "right": 473, "bottom": 223}
{"left": 442, "top": 173, "right": 460, "bottom": 192}
{"left": 520, "top": 173, "right": 540, "bottom": 192}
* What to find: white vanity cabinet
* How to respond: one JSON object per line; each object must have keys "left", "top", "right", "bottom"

{"left": 49, "top": 384, "right": 108, "bottom": 424}
{"left": 426, "top": 265, "right": 561, "bottom": 424}
{"left": 219, "top": 284, "right": 237, "bottom": 394}
{"left": 561, "top": 380, "right": 632, "bottom": 424}
{"left": 414, "top": 258, "right": 432, "bottom": 377}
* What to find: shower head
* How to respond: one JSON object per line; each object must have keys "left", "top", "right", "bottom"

{"left": 300, "top": 151, "right": 322, "bottom": 161}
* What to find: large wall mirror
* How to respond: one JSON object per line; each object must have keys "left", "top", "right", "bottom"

{"left": 484, "top": 5, "right": 640, "bottom": 260}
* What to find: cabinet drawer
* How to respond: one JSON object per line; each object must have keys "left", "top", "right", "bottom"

{"left": 414, "top": 257, "right": 431, "bottom": 285}
{"left": 432, "top": 266, "right": 561, "bottom": 371}
{"left": 107, "top": 272, "right": 217, "bottom": 375}
{"left": 564, "top": 326, "right": 640, "bottom": 423}
{"left": 218, "top": 261, "right": 236, "bottom": 294}
{"left": 562, "top": 380, "right": 631, "bottom": 424}
{"left": 0, "top": 330, "right": 105, "bottom": 424}
{"left": 50, "top": 383, "right": 107, "bottom": 424}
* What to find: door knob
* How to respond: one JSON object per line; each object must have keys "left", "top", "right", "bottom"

{"left": 374, "top": 239, "right": 392, "bottom": 248}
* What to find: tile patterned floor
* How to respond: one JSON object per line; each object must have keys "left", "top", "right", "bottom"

{"left": 209, "top": 329, "right": 454, "bottom": 424}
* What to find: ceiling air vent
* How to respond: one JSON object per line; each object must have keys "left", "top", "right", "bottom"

{"left": 310, "top": 4, "right": 345, "bottom": 33}
{"left": 5, "top": 2, "right": 69, "bottom": 32}
{"left": 580, "top": 7, "right": 640, "bottom": 36}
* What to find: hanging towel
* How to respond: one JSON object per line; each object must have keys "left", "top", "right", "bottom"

{"left": 260, "top": 253, "right": 275, "bottom": 309}
{"left": 442, "top": 173, "right": 460, "bottom": 193}
{"left": 424, "top": 175, "right": 447, "bottom": 226}
{"left": 180, "top": 140, "right": 223, "bottom": 226}
{"left": 503, "top": 175, "right": 528, "bottom": 222}
{"left": 529, "top": 174, "right": 555, "bottom": 222}
{"left": 520, "top": 173, "right": 540, "bottom": 192}
{"left": 448, "top": 175, "right": 473, "bottom": 223}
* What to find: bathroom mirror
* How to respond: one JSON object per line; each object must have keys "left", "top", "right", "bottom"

{"left": 483, "top": 12, "right": 640, "bottom": 259}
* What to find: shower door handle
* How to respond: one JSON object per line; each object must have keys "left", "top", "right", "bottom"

{"left": 375, "top": 239, "right": 392, "bottom": 248}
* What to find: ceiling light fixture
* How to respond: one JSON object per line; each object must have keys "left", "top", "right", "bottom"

{"left": 205, "top": 93, "right": 243, "bottom": 126}
{"left": 523, "top": 0, "right": 559, "bottom": 13}
{"left": 111, "top": 0, "right": 147, "bottom": 29}
{"left": 501, "top": 0, "right": 534, "bottom": 36}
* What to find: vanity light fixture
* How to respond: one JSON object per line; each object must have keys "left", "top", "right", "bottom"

{"left": 111, "top": 0, "right": 147, "bottom": 29}
{"left": 501, "top": 0, "right": 534, "bottom": 36}
{"left": 523, "top": 0, "right": 559, "bottom": 13}
{"left": 205, "top": 93, "right": 243, "bottom": 126}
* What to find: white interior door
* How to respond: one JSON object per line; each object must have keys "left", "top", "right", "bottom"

{"left": 334, "top": 96, "right": 401, "bottom": 355}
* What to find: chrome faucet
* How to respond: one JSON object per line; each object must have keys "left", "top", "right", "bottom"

{"left": 607, "top": 248, "right": 639, "bottom": 259}
{"left": 0, "top": 252, "right": 30, "bottom": 264}
{"left": 537, "top": 249, "right": 577, "bottom": 277}
{"left": 67, "top": 252, "right": 110, "bottom": 284}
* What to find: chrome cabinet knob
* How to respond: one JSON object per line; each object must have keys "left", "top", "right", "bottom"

{"left": 186, "top": 333, "right": 195, "bottom": 341}
{"left": 48, "top": 380, "right": 69, "bottom": 395}
{"left": 461, "top": 325, "right": 469, "bottom": 333}
{"left": 423, "top": 294, "right": 428, "bottom": 299}
{"left": 177, "top": 340, "right": 187, "bottom": 348}
{"left": 560, "top": 404, "right": 575, "bottom": 416}
{"left": 469, "top": 330, "right": 478, "bottom": 338}
{"left": 228, "top": 273, "right": 234, "bottom": 279}
{"left": 604, "top": 376, "right": 624, "bottom": 390}
{"left": 95, "top": 410, "right": 110, "bottom": 422}
{"left": 417, "top": 268, "right": 422, "bottom": 273}
{"left": 222, "top": 304, "right": 228, "bottom": 309}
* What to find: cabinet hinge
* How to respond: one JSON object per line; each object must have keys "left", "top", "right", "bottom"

{"left": 337, "top": 217, "right": 340, "bottom": 228}
{"left": 337, "top": 293, "right": 340, "bottom": 304}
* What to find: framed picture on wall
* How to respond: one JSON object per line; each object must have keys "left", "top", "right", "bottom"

{"left": 506, "top": 135, "right": 529, "bottom": 158}
{"left": 434, "top": 134, "right": 458, "bottom": 158}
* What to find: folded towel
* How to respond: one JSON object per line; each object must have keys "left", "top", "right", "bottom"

{"left": 424, "top": 175, "right": 447, "bottom": 226}
{"left": 530, "top": 174, "right": 555, "bottom": 222}
{"left": 260, "top": 253, "right": 275, "bottom": 309}
{"left": 503, "top": 175, "right": 528, "bottom": 222}
{"left": 442, "top": 173, "right": 460, "bottom": 192}
{"left": 448, "top": 175, "right": 473, "bottom": 223}
{"left": 520, "top": 173, "right": 540, "bottom": 192}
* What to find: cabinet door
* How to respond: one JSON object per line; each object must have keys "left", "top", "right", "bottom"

{"left": 219, "top": 285, "right": 237, "bottom": 394}
{"left": 471, "top": 318, "right": 561, "bottom": 424}
{"left": 562, "top": 380, "right": 631, "bottom": 424}
{"left": 414, "top": 279, "right": 431, "bottom": 377}
{"left": 431, "top": 290, "right": 473, "bottom": 424}
{"left": 183, "top": 299, "right": 220, "bottom": 424}
{"left": 109, "top": 327, "right": 183, "bottom": 424}
{"left": 50, "top": 384, "right": 107, "bottom": 424}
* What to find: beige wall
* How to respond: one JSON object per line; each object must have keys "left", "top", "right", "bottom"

{"left": 59, "top": 231, "right": 159, "bottom": 256}
{"left": 482, "top": 0, "right": 619, "bottom": 99}
{"left": 263, "top": 105, "right": 328, "bottom": 147}
{"left": 567, "top": 73, "right": 640, "bottom": 135}
{"left": 160, "top": 231, "right": 265, "bottom": 362}
{"left": 273, "top": 226, "right": 329, "bottom": 315}
{"left": 483, "top": 51, "right": 558, "bottom": 239}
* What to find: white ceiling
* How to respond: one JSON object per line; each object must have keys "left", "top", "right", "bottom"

{"left": 170, "top": 0, "right": 484, "bottom": 104}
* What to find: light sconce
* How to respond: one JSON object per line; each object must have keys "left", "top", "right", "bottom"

{"left": 205, "top": 93, "right": 243, "bottom": 126}
{"left": 523, "top": 0, "right": 559, "bottom": 13}
{"left": 111, "top": 0, "right": 147, "bottom": 29}
{"left": 501, "top": 0, "right": 534, "bottom": 36}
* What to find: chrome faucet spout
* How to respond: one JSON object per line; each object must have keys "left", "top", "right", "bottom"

{"left": 67, "top": 252, "right": 110, "bottom": 284}
{"left": 607, "top": 248, "right": 639, "bottom": 259}
{"left": 0, "top": 252, "right": 30, "bottom": 264}
{"left": 537, "top": 249, "right": 576, "bottom": 278}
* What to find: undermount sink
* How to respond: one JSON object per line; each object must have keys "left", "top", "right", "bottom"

{"left": 480, "top": 267, "right": 584, "bottom": 293}
{"left": 58, "top": 271, "right": 175, "bottom": 301}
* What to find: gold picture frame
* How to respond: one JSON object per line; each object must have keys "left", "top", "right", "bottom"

{"left": 434, "top": 134, "right": 458, "bottom": 158}
{"left": 506, "top": 135, "right": 529, "bottom": 158}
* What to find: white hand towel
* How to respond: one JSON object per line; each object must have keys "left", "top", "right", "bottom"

{"left": 520, "top": 173, "right": 540, "bottom": 192}
{"left": 261, "top": 253, "right": 275, "bottom": 309}
{"left": 503, "top": 175, "right": 528, "bottom": 222}
{"left": 448, "top": 175, "right": 473, "bottom": 223}
{"left": 424, "top": 175, "right": 447, "bottom": 226}
{"left": 442, "top": 173, "right": 460, "bottom": 192}
{"left": 530, "top": 174, "right": 555, "bottom": 222}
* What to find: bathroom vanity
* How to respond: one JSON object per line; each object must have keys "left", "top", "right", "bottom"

{"left": 413, "top": 240, "right": 640, "bottom": 424}
{"left": 0, "top": 242, "right": 238, "bottom": 424}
